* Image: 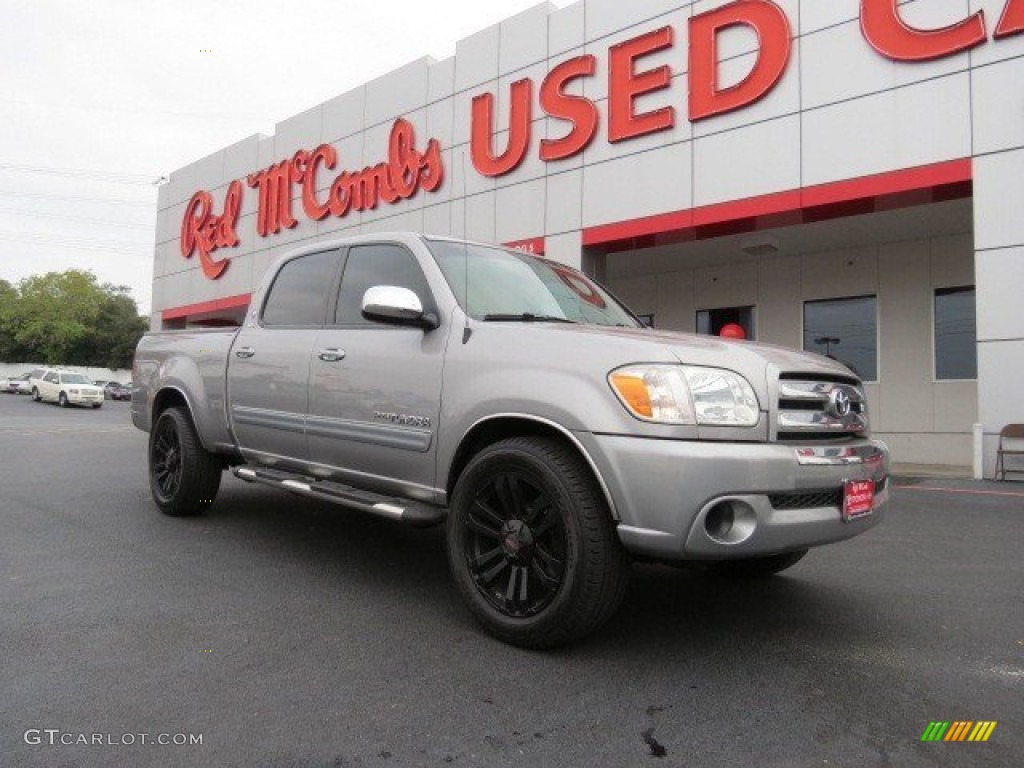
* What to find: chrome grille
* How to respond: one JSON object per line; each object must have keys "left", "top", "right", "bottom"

{"left": 776, "top": 376, "right": 867, "bottom": 440}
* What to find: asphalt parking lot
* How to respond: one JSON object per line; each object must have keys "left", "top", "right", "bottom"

{"left": 1, "top": 392, "right": 1021, "bottom": 767}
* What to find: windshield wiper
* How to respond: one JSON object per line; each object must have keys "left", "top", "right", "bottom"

{"left": 482, "top": 313, "right": 577, "bottom": 324}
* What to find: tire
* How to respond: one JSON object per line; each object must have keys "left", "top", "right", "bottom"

{"left": 31, "top": 387, "right": 40, "bottom": 402}
{"left": 93, "top": 403, "right": 102, "bottom": 409}
{"left": 58, "top": 392, "right": 69, "bottom": 408}
{"left": 148, "top": 406, "right": 222, "bottom": 517}
{"left": 446, "top": 437, "right": 630, "bottom": 649}
{"left": 703, "top": 549, "right": 808, "bottom": 578}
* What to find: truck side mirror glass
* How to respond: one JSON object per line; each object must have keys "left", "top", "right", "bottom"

{"left": 361, "top": 285, "right": 437, "bottom": 329}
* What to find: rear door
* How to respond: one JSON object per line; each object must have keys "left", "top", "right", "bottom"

{"left": 307, "top": 242, "right": 446, "bottom": 499}
{"left": 227, "top": 248, "right": 342, "bottom": 469}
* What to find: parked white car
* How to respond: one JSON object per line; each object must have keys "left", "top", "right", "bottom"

{"left": 1, "top": 373, "right": 32, "bottom": 394}
{"left": 32, "top": 369, "right": 104, "bottom": 408}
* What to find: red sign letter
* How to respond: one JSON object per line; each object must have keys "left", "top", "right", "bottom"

{"left": 540, "top": 55, "right": 599, "bottom": 161}
{"left": 996, "top": 0, "right": 1024, "bottom": 39}
{"left": 608, "top": 26, "right": 675, "bottom": 143}
{"left": 689, "top": 0, "right": 792, "bottom": 122}
{"left": 860, "top": 0, "right": 986, "bottom": 61}
{"left": 179, "top": 181, "right": 242, "bottom": 280}
{"left": 471, "top": 79, "right": 532, "bottom": 177}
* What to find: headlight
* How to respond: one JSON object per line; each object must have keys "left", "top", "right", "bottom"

{"left": 609, "top": 365, "right": 760, "bottom": 427}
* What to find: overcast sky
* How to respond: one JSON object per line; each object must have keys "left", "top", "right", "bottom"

{"left": 0, "top": 0, "right": 564, "bottom": 314}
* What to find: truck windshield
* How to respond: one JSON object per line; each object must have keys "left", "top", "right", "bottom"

{"left": 427, "top": 239, "right": 641, "bottom": 328}
{"left": 61, "top": 374, "right": 91, "bottom": 384}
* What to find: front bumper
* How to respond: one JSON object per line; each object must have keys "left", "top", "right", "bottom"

{"left": 68, "top": 392, "right": 104, "bottom": 405}
{"left": 580, "top": 433, "right": 888, "bottom": 561}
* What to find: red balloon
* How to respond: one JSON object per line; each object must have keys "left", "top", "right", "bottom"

{"left": 719, "top": 323, "right": 747, "bottom": 340}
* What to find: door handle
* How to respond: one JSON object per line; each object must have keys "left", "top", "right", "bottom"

{"left": 317, "top": 348, "right": 346, "bottom": 362}
{"left": 235, "top": 346, "right": 255, "bottom": 359}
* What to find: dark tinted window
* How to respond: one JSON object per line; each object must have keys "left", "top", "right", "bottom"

{"left": 935, "top": 286, "right": 977, "bottom": 380}
{"left": 335, "top": 244, "right": 430, "bottom": 325}
{"left": 803, "top": 296, "right": 877, "bottom": 380}
{"left": 262, "top": 250, "right": 338, "bottom": 326}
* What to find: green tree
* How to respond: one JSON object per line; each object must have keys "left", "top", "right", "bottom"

{"left": 0, "top": 270, "right": 148, "bottom": 367}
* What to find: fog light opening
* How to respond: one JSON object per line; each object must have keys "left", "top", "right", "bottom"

{"left": 705, "top": 502, "right": 734, "bottom": 540}
{"left": 704, "top": 499, "right": 757, "bottom": 545}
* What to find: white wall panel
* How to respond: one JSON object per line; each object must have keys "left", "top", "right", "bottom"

{"left": 322, "top": 87, "right": 365, "bottom": 143}
{"left": 801, "top": 73, "right": 972, "bottom": 186}
{"left": 545, "top": 230, "right": 583, "bottom": 269}
{"left": 976, "top": 245, "right": 1024, "bottom": 340}
{"left": 800, "top": 18, "right": 968, "bottom": 111}
{"left": 582, "top": 143, "right": 692, "bottom": 228}
{"left": 428, "top": 57, "right": 456, "bottom": 104}
{"left": 495, "top": 179, "right": 547, "bottom": 242}
{"left": 455, "top": 24, "right": 501, "bottom": 92}
{"left": 274, "top": 105, "right": 323, "bottom": 160}
{"left": 585, "top": 0, "right": 688, "bottom": 43}
{"left": 363, "top": 58, "right": 430, "bottom": 129}
{"left": 971, "top": 54, "right": 1024, "bottom": 155}
{"left": 500, "top": 3, "right": 553, "bottom": 73}
{"left": 223, "top": 135, "right": 261, "bottom": 185}
{"left": 978, "top": 339, "right": 1024, "bottom": 432}
{"left": 423, "top": 202, "right": 453, "bottom": 237}
{"left": 693, "top": 115, "right": 800, "bottom": 206}
{"left": 546, "top": 169, "right": 583, "bottom": 235}
{"left": 973, "top": 148, "right": 1024, "bottom": 250}
{"left": 549, "top": 1, "right": 585, "bottom": 56}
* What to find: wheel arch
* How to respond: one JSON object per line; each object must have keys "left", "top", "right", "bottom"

{"left": 446, "top": 414, "right": 619, "bottom": 520}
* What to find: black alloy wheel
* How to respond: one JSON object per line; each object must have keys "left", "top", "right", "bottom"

{"left": 147, "top": 406, "right": 222, "bottom": 517}
{"left": 464, "top": 471, "right": 567, "bottom": 619}
{"left": 151, "top": 415, "right": 184, "bottom": 502}
{"left": 447, "top": 437, "right": 630, "bottom": 649}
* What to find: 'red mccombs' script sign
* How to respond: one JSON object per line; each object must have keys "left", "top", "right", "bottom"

{"left": 180, "top": 118, "right": 444, "bottom": 279}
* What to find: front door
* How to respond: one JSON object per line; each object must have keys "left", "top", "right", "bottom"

{"left": 307, "top": 242, "right": 445, "bottom": 501}
{"left": 227, "top": 248, "right": 341, "bottom": 468}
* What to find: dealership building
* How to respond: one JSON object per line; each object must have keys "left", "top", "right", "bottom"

{"left": 152, "top": 0, "right": 1024, "bottom": 476}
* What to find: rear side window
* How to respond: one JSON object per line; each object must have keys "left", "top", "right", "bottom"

{"left": 335, "top": 244, "right": 431, "bottom": 325}
{"left": 262, "top": 250, "right": 339, "bottom": 327}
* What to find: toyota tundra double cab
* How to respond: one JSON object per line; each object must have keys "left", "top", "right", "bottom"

{"left": 132, "top": 233, "right": 888, "bottom": 647}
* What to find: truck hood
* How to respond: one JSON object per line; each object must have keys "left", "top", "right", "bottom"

{"left": 537, "top": 323, "right": 860, "bottom": 394}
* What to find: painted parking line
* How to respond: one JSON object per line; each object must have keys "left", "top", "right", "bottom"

{"left": 896, "top": 485, "right": 1024, "bottom": 499}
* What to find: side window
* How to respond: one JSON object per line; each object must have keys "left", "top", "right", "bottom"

{"left": 30, "top": 369, "right": 45, "bottom": 379}
{"left": 44, "top": 372, "right": 58, "bottom": 383}
{"left": 335, "top": 244, "right": 431, "bottom": 325}
{"left": 262, "top": 250, "right": 339, "bottom": 327}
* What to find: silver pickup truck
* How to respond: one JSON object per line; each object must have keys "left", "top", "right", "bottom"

{"left": 133, "top": 233, "right": 887, "bottom": 647}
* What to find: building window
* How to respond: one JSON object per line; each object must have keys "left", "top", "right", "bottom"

{"left": 803, "top": 296, "right": 877, "bottom": 381}
{"left": 934, "top": 286, "right": 977, "bottom": 380}
{"left": 696, "top": 306, "right": 755, "bottom": 340}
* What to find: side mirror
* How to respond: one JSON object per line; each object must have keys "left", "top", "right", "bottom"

{"left": 361, "top": 286, "right": 438, "bottom": 329}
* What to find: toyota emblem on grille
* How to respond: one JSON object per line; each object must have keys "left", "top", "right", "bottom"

{"left": 828, "top": 389, "right": 852, "bottom": 418}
